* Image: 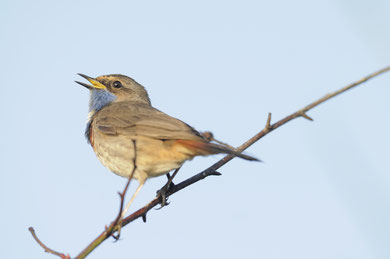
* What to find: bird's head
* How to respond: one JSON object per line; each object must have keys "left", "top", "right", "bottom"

{"left": 76, "top": 73, "right": 151, "bottom": 113}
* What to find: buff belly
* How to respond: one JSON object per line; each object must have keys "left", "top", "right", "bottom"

{"left": 92, "top": 133, "right": 188, "bottom": 182}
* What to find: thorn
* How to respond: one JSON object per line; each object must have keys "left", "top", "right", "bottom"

{"left": 142, "top": 214, "right": 147, "bottom": 223}
{"left": 266, "top": 113, "right": 272, "bottom": 129}
{"left": 301, "top": 112, "right": 313, "bottom": 121}
{"left": 210, "top": 170, "right": 222, "bottom": 176}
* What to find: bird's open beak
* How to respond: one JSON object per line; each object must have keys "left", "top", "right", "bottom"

{"left": 75, "top": 73, "right": 107, "bottom": 90}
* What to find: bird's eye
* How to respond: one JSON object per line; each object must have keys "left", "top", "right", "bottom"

{"left": 113, "top": 81, "right": 122, "bottom": 89}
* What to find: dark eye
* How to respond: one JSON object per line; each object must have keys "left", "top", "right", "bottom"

{"left": 113, "top": 81, "right": 122, "bottom": 88}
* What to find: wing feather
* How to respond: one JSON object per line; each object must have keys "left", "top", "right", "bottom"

{"left": 93, "top": 102, "right": 205, "bottom": 141}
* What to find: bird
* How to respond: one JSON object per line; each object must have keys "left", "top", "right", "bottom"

{"left": 75, "top": 73, "right": 259, "bottom": 218}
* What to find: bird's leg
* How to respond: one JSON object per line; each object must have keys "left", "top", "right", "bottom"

{"left": 113, "top": 180, "right": 145, "bottom": 240}
{"left": 112, "top": 139, "right": 145, "bottom": 240}
{"left": 165, "top": 172, "right": 176, "bottom": 188}
{"left": 156, "top": 167, "right": 181, "bottom": 208}
{"left": 122, "top": 181, "right": 145, "bottom": 218}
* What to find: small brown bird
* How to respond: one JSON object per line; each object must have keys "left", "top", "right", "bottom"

{"left": 76, "top": 74, "right": 258, "bottom": 217}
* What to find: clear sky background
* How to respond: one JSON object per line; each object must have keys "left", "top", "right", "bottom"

{"left": 1, "top": 1, "right": 390, "bottom": 258}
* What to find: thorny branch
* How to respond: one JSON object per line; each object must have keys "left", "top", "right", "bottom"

{"left": 29, "top": 66, "right": 390, "bottom": 259}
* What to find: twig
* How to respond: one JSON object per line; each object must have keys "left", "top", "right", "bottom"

{"left": 76, "top": 143, "right": 138, "bottom": 258}
{"left": 28, "top": 227, "right": 70, "bottom": 259}
{"left": 120, "top": 66, "right": 390, "bottom": 229}
{"left": 106, "top": 170, "right": 132, "bottom": 241}
{"left": 31, "top": 66, "right": 390, "bottom": 259}
{"left": 30, "top": 155, "right": 136, "bottom": 258}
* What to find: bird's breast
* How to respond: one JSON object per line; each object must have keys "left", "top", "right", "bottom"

{"left": 89, "top": 125, "right": 95, "bottom": 148}
{"left": 92, "top": 128, "right": 138, "bottom": 179}
{"left": 90, "top": 129, "right": 190, "bottom": 180}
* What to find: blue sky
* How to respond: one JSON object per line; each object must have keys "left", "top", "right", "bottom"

{"left": 1, "top": 1, "right": 390, "bottom": 258}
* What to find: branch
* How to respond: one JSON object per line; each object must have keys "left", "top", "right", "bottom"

{"left": 30, "top": 66, "right": 390, "bottom": 259}
{"left": 121, "top": 66, "right": 390, "bottom": 226}
{"left": 30, "top": 159, "right": 136, "bottom": 259}
{"left": 28, "top": 227, "right": 70, "bottom": 259}
{"left": 74, "top": 159, "right": 137, "bottom": 258}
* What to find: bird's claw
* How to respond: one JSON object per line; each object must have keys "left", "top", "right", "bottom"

{"left": 156, "top": 188, "right": 170, "bottom": 209}
{"left": 113, "top": 226, "right": 122, "bottom": 241}
{"left": 106, "top": 217, "right": 123, "bottom": 241}
{"left": 156, "top": 181, "right": 175, "bottom": 209}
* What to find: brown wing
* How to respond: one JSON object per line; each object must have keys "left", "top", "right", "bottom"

{"left": 93, "top": 102, "right": 259, "bottom": 161}
{"left": 92, "top": 101, "right": 205, "bottom": 141}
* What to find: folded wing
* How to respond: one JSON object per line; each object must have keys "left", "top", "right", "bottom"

{"left": 93, "top": 102, "right": 205, "bottom": 141}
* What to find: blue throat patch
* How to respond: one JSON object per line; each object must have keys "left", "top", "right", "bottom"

{"left": 85, "top": 90, "right": 117, "bottom": 143}
{"left": 89, "top": 89, "right": 117, "bottom": 112}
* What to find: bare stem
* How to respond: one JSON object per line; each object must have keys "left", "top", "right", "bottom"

{"left": 28, "top": 227, "right": 70, "bottom": 259}
{"left": 76, "top": 149, "right": 137, "bottom": 258}
{"left": 30, "top": 66, "right": 390, "bottom": 259}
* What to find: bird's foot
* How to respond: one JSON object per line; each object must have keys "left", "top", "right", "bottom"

{"left": 156, "top": 181, "right": 175, "bottom": 209}
{"left": 106, "top": 217, "right": 123, "bottom": 241}
{"left": 113, "top": 218, "right": 123, "bottom": 241}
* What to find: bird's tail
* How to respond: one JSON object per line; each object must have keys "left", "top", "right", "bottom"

{"left": 175, "top": 140, "right": 260, "bottom": 161}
